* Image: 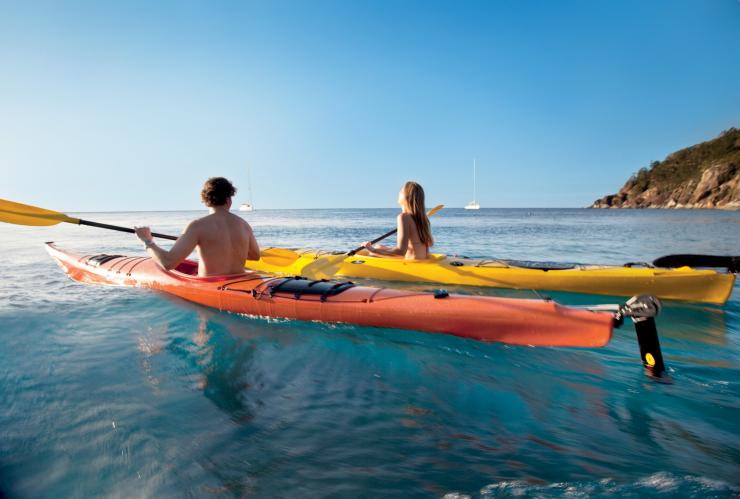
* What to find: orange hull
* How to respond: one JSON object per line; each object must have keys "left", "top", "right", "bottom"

{"left": 46, "top": 243, "right": 614, "bottom": 348}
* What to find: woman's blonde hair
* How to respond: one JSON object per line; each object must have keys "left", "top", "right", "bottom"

{"left": 402, "top": 181, "right": 433, "bottom": 247}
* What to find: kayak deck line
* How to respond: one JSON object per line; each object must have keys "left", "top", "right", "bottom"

{"left": 46, "top": 242, "right": 667, "bottom": 377}
{"left": 249, "top": 248, "right": 736, "bottom": 305}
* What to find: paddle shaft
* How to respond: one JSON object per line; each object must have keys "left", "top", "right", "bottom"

{"left": 347, "top": 229, "right": 397, "bottom": 257}
{"left": 346, "top": 204, "right": 443, "bottom": 257}
{"left": 79, "top": 219, "right": 178, "bottom": 241}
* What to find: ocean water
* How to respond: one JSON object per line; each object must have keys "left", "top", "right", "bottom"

{"left": 0, "top": 208, "right": 738, "bottom": 498}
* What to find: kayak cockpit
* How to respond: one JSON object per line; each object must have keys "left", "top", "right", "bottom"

{"left": 170, "top": 259, "right": 257, "bottom": 282}
{"left": 173, "top": 260, "right": 198, "bottom": 275}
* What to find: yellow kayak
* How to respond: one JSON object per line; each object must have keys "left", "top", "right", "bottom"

{"left": 248, "top": 248, "right": 736, "bottom": 305}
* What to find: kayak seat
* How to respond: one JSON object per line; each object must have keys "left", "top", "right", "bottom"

{"left": 267, "top": 277, "right": 355, "bottom": 302}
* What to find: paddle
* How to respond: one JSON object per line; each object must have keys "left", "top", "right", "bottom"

{"left": 257, "top": 247, "right": 307, "bottom": 266}
{"left": 0, "top": 198, "right": 178, "bottom": 240}
{"left": 299, "top": 204, "right": 444, "bottom": 280}
{"left": 653, "top": 254, "right": 739, "bottom": 273}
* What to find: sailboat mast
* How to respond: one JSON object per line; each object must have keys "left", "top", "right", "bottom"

{"left": 247, "top": 164, "right": 253, "bottom": 206}
{"left": 473, "top": 158, "right": 477, "bottom": 202}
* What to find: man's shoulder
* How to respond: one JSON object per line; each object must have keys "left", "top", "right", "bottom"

{"left": 185, "top": 213, "right": 217, "bottom": 232}
{"left": 227, "top": 212, "right": 252, "bottom": 227}
{"left": 188, "top": 214, "right": 210, "bottom": 227}
{"left": 189, "top": 212, "right": 251, "bottom": 233}
{"left": 221, "top": 212, "right": 252, "bottom": 235}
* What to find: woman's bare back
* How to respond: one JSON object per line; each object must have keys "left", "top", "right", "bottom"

{"left": 399, "top": 213, "right": 429, "bottom": 260}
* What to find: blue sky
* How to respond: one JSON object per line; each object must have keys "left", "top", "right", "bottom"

{"left": 1, "top": 0, "right": 738, "bottom": 210}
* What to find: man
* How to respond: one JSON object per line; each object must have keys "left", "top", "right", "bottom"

{"left": 134, "top": 177, "right": 260, "bottom": 276}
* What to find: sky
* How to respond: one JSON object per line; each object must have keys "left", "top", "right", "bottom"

{"left": 0, "top": 0, "right": 738, "bottom": 210}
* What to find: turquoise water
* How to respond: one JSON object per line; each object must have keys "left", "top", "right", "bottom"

{"left": 1, "top": 208, "right": 738, "bottom": 498}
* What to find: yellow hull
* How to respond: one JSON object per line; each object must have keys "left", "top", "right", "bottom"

{"left": 248, "top": 249, "right": 736, "bottom": 305}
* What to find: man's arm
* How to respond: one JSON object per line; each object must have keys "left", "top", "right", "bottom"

{"left": 135, "top": 222, "right": 199, "bottom": 270}
{"left": 246, "top": 226, "right": 261, "bottom": 261}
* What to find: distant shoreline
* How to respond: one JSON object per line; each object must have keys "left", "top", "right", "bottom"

{"left": 62, "top": 206, "right": 740, "bottom": 214}
{"left": 591, "top": 128, "right": 739, "bottom": 211}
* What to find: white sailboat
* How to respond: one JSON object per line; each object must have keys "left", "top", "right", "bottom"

{"left": 238, "top": 164, "right": 254, "bottom": 212}
{"left": 464, "top": 158, "right": 481, "bottom": 210}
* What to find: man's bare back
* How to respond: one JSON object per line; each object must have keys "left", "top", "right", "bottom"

{"left": 190, "top": 211, "right": 259, "bottom": 276}
{"left": 134, "top": 177, "right": 260, "bottom": 277}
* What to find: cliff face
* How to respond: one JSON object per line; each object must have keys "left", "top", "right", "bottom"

{"left": 591, "top": 128, "right": 740, "bottom": 210}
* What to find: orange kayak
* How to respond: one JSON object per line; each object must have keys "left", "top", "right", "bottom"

{"left": 46, "top": 243, "right": 616, "bottom": 348}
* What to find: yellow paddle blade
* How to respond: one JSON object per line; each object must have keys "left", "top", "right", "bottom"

{"left": 0, "top": 198, "right": 79, "bottom": 227}
{"left": 300, "top": 254, "right": 348, "bottom": 280}
{"left": 257, "top": 247, "right": 301, "bottom": 267}
{"left": 427, "top": 204, "right": 444, "bottom": 216}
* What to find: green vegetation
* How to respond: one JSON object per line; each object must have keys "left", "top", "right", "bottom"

{"left": 625, "top": 128, "right": 740, "bottom": 196}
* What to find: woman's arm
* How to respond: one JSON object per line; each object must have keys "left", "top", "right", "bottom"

{"left": 363, "top": 215, "right": 409, "bottom": 257}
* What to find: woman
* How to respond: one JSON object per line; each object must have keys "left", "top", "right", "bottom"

{"left": 361, "top": 181, "right": 433, "bottom": 260}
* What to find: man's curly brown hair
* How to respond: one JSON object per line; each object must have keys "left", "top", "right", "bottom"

{"left": 201, "top": 177, "right": 237, "bottom": 207}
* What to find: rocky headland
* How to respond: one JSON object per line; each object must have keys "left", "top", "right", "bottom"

{"left": 591, "top": 128, "right": 740, "bottom": 210}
